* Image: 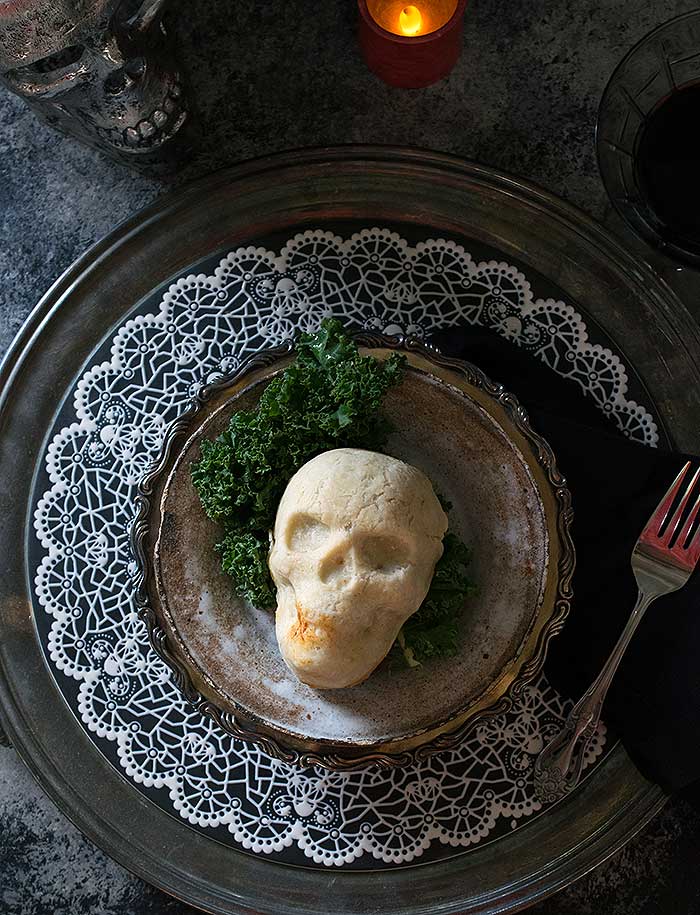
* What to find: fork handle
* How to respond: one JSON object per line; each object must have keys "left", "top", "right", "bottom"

{"left": 534, "top": 589, "right": 655, "bottom": 802}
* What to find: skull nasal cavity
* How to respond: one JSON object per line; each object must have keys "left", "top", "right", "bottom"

{"left": 318, "top": 546, "right": 352, "bottom": 585}
{"left": 104, "top": 57, "right": 146, "bottom": 94}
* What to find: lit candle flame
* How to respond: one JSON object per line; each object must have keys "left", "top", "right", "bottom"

{"left": 399, "top": 4, "right": 422, "bottom": 35}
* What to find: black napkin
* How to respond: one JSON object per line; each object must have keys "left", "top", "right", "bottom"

{"left": 429, "top": 325, "right": 700, "bottom": 794}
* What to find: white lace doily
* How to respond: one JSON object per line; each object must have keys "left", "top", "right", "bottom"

{"left": 31, "top": 228, "right": 656, "bottom": 867}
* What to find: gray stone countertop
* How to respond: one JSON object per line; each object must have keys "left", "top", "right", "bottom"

{"left": 2, "top": 0, "right": 700, "bottom": 912}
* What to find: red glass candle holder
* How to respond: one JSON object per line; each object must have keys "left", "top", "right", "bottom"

{"left": 358, "top": 0, "right": 468, "bottom": 89}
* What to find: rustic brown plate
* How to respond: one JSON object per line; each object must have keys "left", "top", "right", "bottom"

{"left": 131, "top": 331, "right": 574, "bottom": 768}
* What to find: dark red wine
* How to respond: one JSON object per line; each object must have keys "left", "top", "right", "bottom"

{"left": 635, "top": 83, "right": 700, "bottom": 253}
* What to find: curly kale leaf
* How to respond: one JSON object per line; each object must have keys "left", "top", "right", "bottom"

{"left": 191, "top": 319, "right": 406, "bottom": 606}
{"left": 217, "top": 530, "right": 276, "bottom": 608}
{"left": 394, "top": 533, "right": 477, "bottom": 667}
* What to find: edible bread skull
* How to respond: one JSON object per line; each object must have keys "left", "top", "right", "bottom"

{"left": 268, "top": 448, "right": 448, "bottom": 688}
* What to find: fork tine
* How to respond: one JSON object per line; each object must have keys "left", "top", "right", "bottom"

{"left": 645, "top": 461, "right": 692, "bottom": 538}
{"left": 679, "top": 491, "right": 700, "bottom": 556}
{"left": 661, "top": 464, "right": 700, "bottom": 545}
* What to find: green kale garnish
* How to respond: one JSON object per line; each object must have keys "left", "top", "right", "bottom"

{"left": 191, "top": 318, "right": 476, "bottom": 666}
{"left": 218, "top": 530, "right": 276, "bottom": 609}
{"left": 393, "top": 533, "right": 476, "bottom": 668}
{"left": 191, "top": 319, "right": 406, "bottom": 606}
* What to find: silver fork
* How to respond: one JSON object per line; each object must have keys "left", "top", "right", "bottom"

{"left": 534, "top": 460, "right": 700, "bottom": 803}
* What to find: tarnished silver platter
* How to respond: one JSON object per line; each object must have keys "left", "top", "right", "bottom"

{"left": 1, "top": 148, "right": 699, "bottom": 913}
{"left": 133, "top": 335, "right": 573, "bottom": 768}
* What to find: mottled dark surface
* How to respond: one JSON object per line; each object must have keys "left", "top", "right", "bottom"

{"left": 2, "top": 0, "right": 700, "bottom": 912}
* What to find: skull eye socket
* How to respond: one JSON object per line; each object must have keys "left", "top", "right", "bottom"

{"left": 28, "top": 45, "right": 85, "bottom": 75}
{"left": 286, "top": 514, "right": 330, "bottom": 552}
{"left": 357, "top": 535, "right": 408, "bottom": 575}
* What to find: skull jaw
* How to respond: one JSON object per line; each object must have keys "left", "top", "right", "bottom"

{"left": 274, "top": 584, "right": 405, "bottom": 690}
{"left": 26, "top": 81, "right": 193, "bottom": 171}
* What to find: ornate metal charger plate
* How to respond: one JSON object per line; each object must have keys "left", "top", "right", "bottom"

{"left": 1, "top": 148, "right": 700, "bottom": 914}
